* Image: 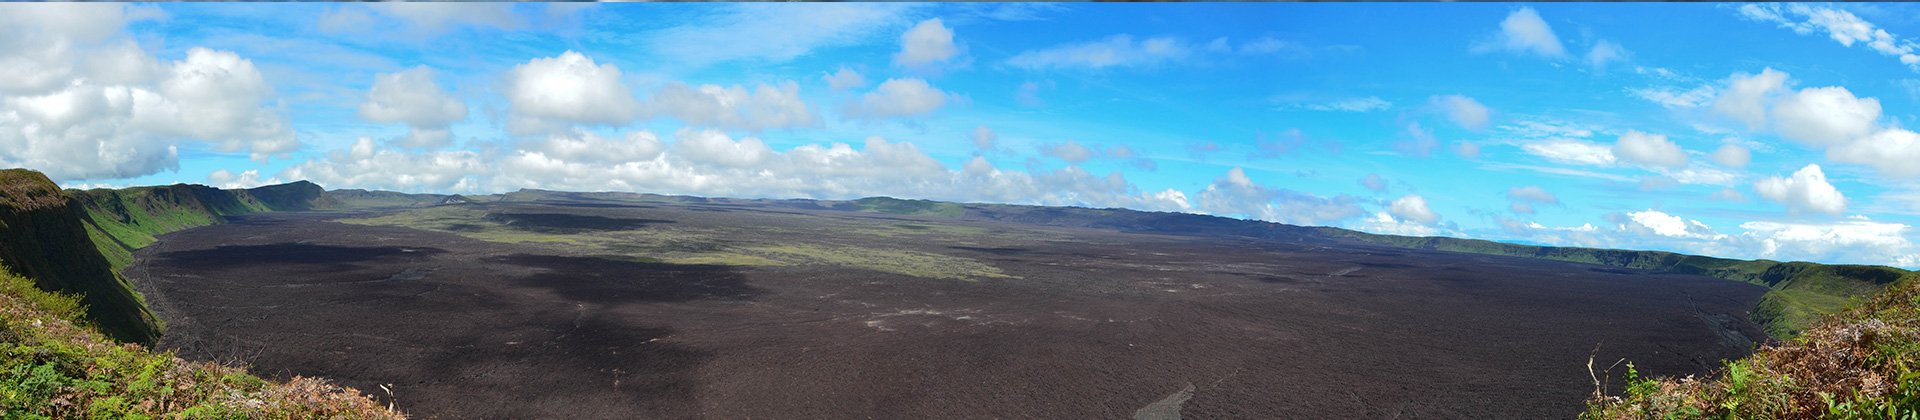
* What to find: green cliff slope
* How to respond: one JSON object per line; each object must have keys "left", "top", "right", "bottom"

{"left": 1311, "top": 228, "right": 1908, "bottom": 339}
{"left": 0, "top": 170, "right": 160, "bottom": 344}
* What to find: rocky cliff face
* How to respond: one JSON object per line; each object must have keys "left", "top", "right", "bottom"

{"left": 0, "top": 169, "right": 160, "bottom": 343}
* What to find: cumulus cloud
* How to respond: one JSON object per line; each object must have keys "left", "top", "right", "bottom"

{"left": 1387, "top": 194, "right": 1439, "bottom": 225}
{"left": 1770, "top": 85, "right": 1880, "bottom": 146}
{"left": 1830, "top": 128, "right": 1920, "bottom": 177}
{"left": 1006, "top": 34, "right": 1192, "bottom": 70}
{"left": 1741, "top": 219, "right": 1919, "bottom": 265}
{"left": 842, "top": 78, "right": 950, "bottom": 120}
{"left": 1711, "top": 68, "right": 1789, "bottom": 130}
{"left": 1755, "top": 164, "right": 1847, "bottom": 215}
{"left": 281, "top": 137, "right": 488, "bottom": 193}
{"left": 1612, "top": 130, "right": 1687, "bottom": 169}
{"left": 361, "top": 66, "right": 468, "bottom": 148}
{"left": 1195, "top": 167, "right": 1365, "bottom": 225}
{"left": 1475, "top": 7, "right": 1566, "bottom": 57}
{"left": 894, "top": 18, "right": 958, "bottom": 69}
{"left": 644, "top": 81, "right": 819, "bottom": 131}
{"left": 0, "top": 22, "right": 298, "bottom": 181}
{"left": 502, "top": 51, "right": 639, "bottom": 134}
{"left": 206, "top": 168, "right": 276, "bottom": 189}
{"left": 1625, "top": 209, "right": 1726, "bottom": 240}
{"left": 1432, "top": 95, "right": 1491, "bottom": 130}
{"left": 672, "top": 128, "right": 774, "bottom": 168}
{"left": 823, "top": 67, "right": 868, "bottom": 91}
{"left": 1711, "top": 143, "right": 1752, "bottom": 168}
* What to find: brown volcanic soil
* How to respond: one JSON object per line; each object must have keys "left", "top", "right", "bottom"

{"left": 129, "top": 202, "right": 1769, "bottom": 419}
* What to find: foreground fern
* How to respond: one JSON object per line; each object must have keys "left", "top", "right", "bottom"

{"left": 0, "top": 267, "right": 403, "bottom": 419}
{"left": 1585, "top": 272, "right": 1920, "bottom": 419}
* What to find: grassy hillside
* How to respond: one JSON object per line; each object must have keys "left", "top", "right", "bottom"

{"left": 1584, "top": 272, "right": 1920, "bottom": 418}
{"left": 1311, "top": 228, "right": 1908, "bottom": 338}
{"left": 0, "top": 170, "right": 160, "bottom": 344}
{"left": 324, "top": 189, "right": 452, "bottom": 209}
{"left": 73, "top": 181, "right": 331, "bottom": 269}
{"left": 0, "top": 263, "right": 402, "bottom": 418}
{"left": 847, "top": 197, "right": 966, "bottom": 218}
{"left": 1, "top": 169, "right": 337, "bottom": 344}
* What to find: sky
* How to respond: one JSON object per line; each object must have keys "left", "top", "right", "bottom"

{"left": 5, "top": 3, "right": 1920, "bottom": 268}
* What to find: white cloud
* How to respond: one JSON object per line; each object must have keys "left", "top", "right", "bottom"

{"left": 1432, "top": 95, "right": 1491, "bottom": 130}
{"left": 1351, "top": 212, "right": 1441, "bottom": 237}
{"left": 206, "top": 168, "right": 276, "bottom": 189}
{"left": 0, "top": 3, "right": 162, "bottom": 95}
{"left": 1711, "top": 68, "right": 1789, "bottom": 130}
{"left": 1006, "top": 34, "right": 1192, "bottom": 70}
{"left": 1710, "top": 143, "right": 1752, "bottom": 168}
{"left": 1298, "top": 96, "right": 1391, "bottom": 112}
{"left": 823, "top": 67, "right": 868, "bottom": 91}
{"left": 972, "top": 125, "right": 996, "bottom": 150}
{"left": 671, "top": 128, "right": 774, "bottom": 168}
{"left": 1508, "top": 185, "right": 1559, "bottom": 205}
{"left": 1476, "top": 7, "right": 1566, "bottom": 57}
{"left": 1387, "top": 194, "right": 1440, "bottom": 225}
{"left": 1522, "top": 139, "right": 1616, "bottom": 166}
{"left": 502, "top": 51, "right": 639, "bottom": 134}
{"left": 1586, "top": 40, "right": 1629, "bottom": 70}
{"left": 1631, "top": 85, "right": 1716, "bottom": 109}
{"left": 1737, "top": 4, "right": 1920, "bottom": 71}
{"left": 894, "top": 18, "right": 958, "bottom": 69}
{"left": 842, "top": 78, "right": 950, "bottom": 120}
{"left": 1397, "top": 122, "right": 1439, "bottom": 157}
{"left": 644, "top": 81, "right": 819, "bottom": 131}
{"left": 1626, "top": 209, "right": 1726, "bottom": 240}
{"left": 281, "top": 137, "right": 487, "bottom": 193}
{"left": 361, "top": 66, "right": 468, "bottom": 148}
{"left": 1740, "top": 219, "right": 1918, "bottom": 264}
{"left": 1755, "top": 164, "right": 1847, "bottom": 215}
{"left": 1041, "top": 140, "right": 1094, "bottom": 165}
{"left": 1195, "top": 167, "right": 1365, "bottom": 225}
{"left": 1829, "top": 128, "right": 1920, "bottom": 177}
{"left": 1612, "top": 130, "right": 1688, "bottom": 169}
{"left": 524, "top": 130, "right": 665, "bottom": 165}
{"left": 0, "top": 35, "right": 299, "bottom": 181}
{"left": 1770, "top": 85, "right": 1881, "bottom": 146}
{"left": 1360, "top": 173, "right": 1388, "bottom": 193}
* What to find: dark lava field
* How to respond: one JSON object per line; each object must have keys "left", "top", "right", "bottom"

{"left": 127, "top": 197, "right": 1771, "bottom": 418}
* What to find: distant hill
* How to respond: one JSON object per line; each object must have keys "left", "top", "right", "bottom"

{"left": 325, "top": 189, "right": 455, "bottom": 209}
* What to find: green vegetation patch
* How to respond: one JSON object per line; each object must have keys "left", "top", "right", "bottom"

{"left": 1586, "top": 272, "right": 1920, "bottom": 419}
{"left": 1314, "top": 227, "right": 1908, "bottom": 339}
{"left": 745, "top": 244, "right": 1012, "bottom": 280}
{"left": 852, "top": 197, "right": 966, "bottom": 218}
{"left": 0, "top": 264, "right": 403, "bottom": 419}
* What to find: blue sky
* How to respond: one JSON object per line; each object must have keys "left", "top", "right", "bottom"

{"left": 5, "top": 3, "right": 1920, "bottom": 267}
